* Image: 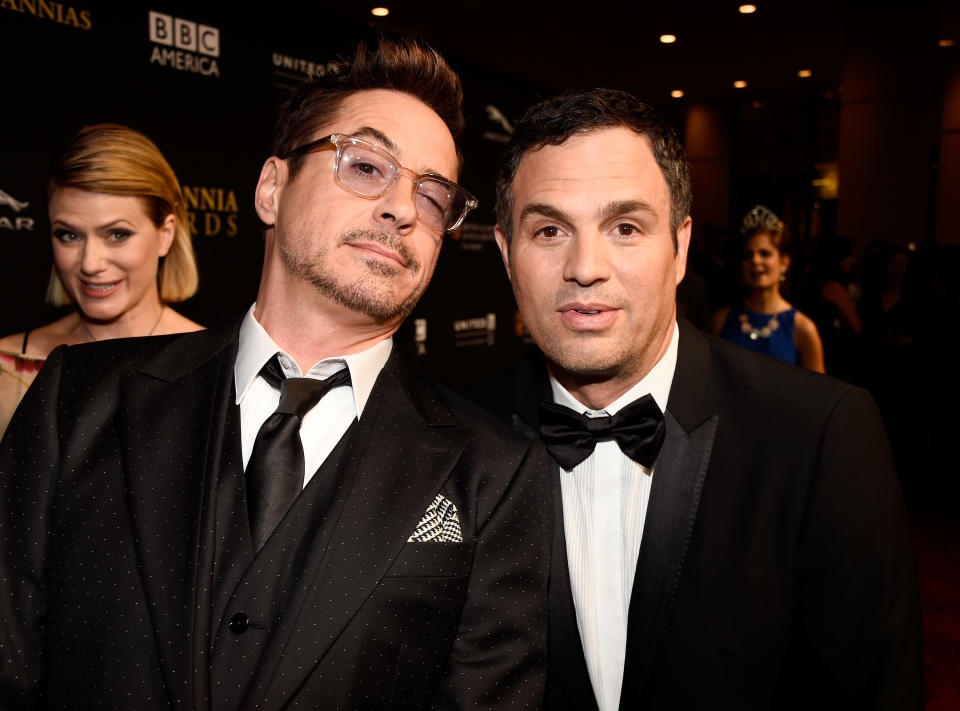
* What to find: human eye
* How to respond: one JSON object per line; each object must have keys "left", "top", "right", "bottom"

{"left": 534, "top": 224, "right": 563, "bottom": 240}
{"left": 614, "top": 222, "right": 638, "bottom": 237}
{"left": 108, "top": 228, "right": 133, "bottom": 242}
{"left": 416, "top": 180, "right": 451, "bottom": 221}
{"left": 52, "top": 228, "right": 81, "bottom": 243}
{"left": 341, "top": 145, "right": 391, "bottom": 186}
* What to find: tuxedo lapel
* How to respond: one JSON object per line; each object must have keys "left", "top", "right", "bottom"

{"left": 118, "top": 325, "right": 240, "bottom": 706}
{"left": 249, "top": 351, "right": 472, "bottom": 708}
{"left": 619, "top": 322, "right": 719, "bottom": 708}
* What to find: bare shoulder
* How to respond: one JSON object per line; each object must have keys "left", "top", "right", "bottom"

{"left": 1, "top": 314, "right": 77, "bottom": 359}
{"left": 711, "top": 306, "right": 731, "bottom": 335}
{"left": 158, "top": 307, "right": 205, "bottom": 335}
{"left": 793, "top": 310, "right": 820, "bottom": 338}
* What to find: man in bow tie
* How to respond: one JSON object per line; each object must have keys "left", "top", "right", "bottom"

{"left": 480, "top": 88, "right": 922, "bottom": 710}
{"left": 0, "top": 38, "right": 549, "bottom": 710}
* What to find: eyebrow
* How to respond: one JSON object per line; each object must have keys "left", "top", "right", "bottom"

{"left": 518, "top": 203, "right": 573, "bottom": 227}
{"left": 600, "top": 199, "right": 659, "bottom": 221}
{"left": 350, "top": 126, "right": 454, "bottom": 183}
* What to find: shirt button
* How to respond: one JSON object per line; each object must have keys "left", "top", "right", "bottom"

{"left": 229, "top": 612, "right": 249, "bottom": 634}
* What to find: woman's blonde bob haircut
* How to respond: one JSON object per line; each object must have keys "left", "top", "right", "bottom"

{"left": 45, "top": 123, "right": 198, "bottom": 305}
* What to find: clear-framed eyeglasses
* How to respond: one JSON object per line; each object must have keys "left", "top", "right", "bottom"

{"left": 284, "top": 133, "right": 478, "bottom": 233}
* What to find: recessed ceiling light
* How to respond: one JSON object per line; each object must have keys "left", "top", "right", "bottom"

{"left": 739, "top": 4, "right": 757, "bottom": 13}
{"left": 939, "top": 38, "right": 955, "bottom": 47}
{"left": 733, "top": 80, "right": 748, "bottom": 89}
{"left": 371, "top": 7, "right": 389, "bottom": 16}
{"left": 671, "top": 90, "right": 684, "bottom": 98}
{"left": 797, "top": 69, "right": 812, "bottom": 78}
{"left": 660, "top": 34, "right": 677, "bottom": 44}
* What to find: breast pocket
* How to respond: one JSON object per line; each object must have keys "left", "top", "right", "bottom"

{"left": 385, "top": 541, "right": 475, "bottom": 578}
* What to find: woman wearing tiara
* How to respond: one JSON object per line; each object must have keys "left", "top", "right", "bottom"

{"left": 713, "top": 205, "right": 825, "bottom": 372}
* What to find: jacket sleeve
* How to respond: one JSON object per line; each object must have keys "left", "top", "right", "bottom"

{"left": 430, "top": 439, "right": 551, "bottom": 710}
{"left": 788, "top": 385, "right": 923, "bottom": 710}
{"left": 0, "top": 346, "right": 66, "bottom": 710}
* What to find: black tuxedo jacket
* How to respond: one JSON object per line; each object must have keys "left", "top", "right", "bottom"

{"left": 472, "top": 322, "right": 923, "bottom": 711}
{"left": 0, "top": 324, "right": 550, "bottom": 710}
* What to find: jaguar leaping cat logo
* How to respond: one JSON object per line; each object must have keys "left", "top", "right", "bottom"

{"left": 0, "top": 189, "right": 29, "bottom": 213}
{"left": 485, "top": 105, "right": 514, "bottom": 135}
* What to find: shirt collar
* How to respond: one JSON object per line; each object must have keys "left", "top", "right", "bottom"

{"left": 549, "top": 322, "right": 679, "bottom": 416}
{"left": 234, "top": 303, "right": 392, "bottom": 417}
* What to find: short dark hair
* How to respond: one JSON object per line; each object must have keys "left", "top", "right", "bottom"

{"left": 272, "top": 36, "right": 464, "bottom": 180}
{"left": 495, "top": 88, "right": 691, "bottom": 249}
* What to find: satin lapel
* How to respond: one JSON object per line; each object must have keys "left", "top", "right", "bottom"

{"left": 119, "top": 326, "right": 239, "bottom": 706}
{"left": 253, "top": 352, "right": 471, "bottom": 707}
{"left": 619, "top": 322, "right": 719, "bottom": 708}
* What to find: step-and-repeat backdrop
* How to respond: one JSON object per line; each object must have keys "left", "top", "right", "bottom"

{"left": 0, "top": 1, "right": 547, "bottom": 385}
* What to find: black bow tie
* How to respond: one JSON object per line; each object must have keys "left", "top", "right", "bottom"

{"left": 538, "top": 394, "right": 666, "bottom": 470}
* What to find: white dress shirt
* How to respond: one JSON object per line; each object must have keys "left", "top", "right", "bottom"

{"left": 234, "top": 304, "right": 392, "bottom": 484}
{"left": 550, "top": 323, "right": 679, "bottom": 711}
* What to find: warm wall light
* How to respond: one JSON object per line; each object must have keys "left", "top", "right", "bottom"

{"left": 940, "top": 38, "right": 956, "bottom": 47}
{"left": 797, "top": 69, "right": 813, "bottom": 78}
{"left": 371, "top": 7, "right": 389, "bottom": 16}
{"left": 733, "top": 80, "right": 748, "bottom": 88}
{"left": 739, "top": 4, "right": 757, "bottom": 13}
{"left": 671, "top": 90, "right": 684, "bottom": 98}
{"left": 660, "top": 34, "right": 677, "bottom": 44}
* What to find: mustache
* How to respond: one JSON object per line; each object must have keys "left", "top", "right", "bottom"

{"left": 338, "top": 229, "right": 419, "bottom": 271}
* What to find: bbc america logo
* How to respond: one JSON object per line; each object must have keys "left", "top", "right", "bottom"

{"left": 148, "top": 11, "right": 221, "bottom": 77}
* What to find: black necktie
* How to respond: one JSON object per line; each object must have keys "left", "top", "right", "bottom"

{"left": 538, "top": 394, "right": 666, "bottom": 471}
{"left": 245, "top": 356, "right": 351, "bottom": 551}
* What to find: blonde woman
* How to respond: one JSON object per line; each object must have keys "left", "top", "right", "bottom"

{"left": 0, "top": 124, "right": 203, "bottom": 435}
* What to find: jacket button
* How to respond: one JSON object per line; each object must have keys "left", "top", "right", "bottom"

{"left": 229, "top": 612, "right": 249, "bottom": 634}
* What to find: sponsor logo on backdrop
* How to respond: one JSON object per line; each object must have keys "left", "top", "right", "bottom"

{"left": 148, "top": 11, "right": 220, "bottom": 77}
{"left": 0, "top": 188, "right": 35, "bottom": 231}
{"left": 0, "top": 0, "right": 91, "bottom": 29}
{"left": 271, "top": 53, "right": 338, "bottom": 87}
{"left": 483, "top": 104, "right": 513, "bottom": 144}
{"left": 453, "top": 313, "right": 496, "bottom": 348}
{"left": 413, "top": 318, "right": 428, "bottom": 356}
{"left": 453, "top": 222, "right": 496, "bottom": 251}
{"left": 183, "top": 185, "right": 238, "bottom": 237}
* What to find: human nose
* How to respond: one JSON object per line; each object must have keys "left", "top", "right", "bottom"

{"left": 373, "top": 170, "right": 419, "bottom": 234}
{"left": 562, "top": 233, "right": 611, "bottom": 286}
{"left": 80, "top": 238, "right": 107, "bottom": 275}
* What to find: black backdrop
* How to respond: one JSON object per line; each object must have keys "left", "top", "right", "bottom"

{"left": 0, "top": 1, "right": 549, "bottom": 385}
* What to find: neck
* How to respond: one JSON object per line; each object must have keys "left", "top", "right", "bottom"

{"left": 254, "top": 275, "right": 398, "bottom": 375}
{"left": 78, "top": 293, "right": 165, "bottom": 342}
{"left": 550, "top": 321, "right": 674, "bottom": 411}
{"left": 743, "top": 287, "right": 785, "bottom": 313}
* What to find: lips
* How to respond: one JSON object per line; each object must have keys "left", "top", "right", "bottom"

{"left": 79, "top": 279, "right": 121, "bottom": 297}
{"left": 557, "top": 302, "right": 618, "bottom": 328}
{"left": 349, "top": 241, "right": 407, "bottom": 268}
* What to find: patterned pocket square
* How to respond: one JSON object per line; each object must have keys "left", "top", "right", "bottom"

{"left": 407, "top": 494, "right": 463, "bottom": 543}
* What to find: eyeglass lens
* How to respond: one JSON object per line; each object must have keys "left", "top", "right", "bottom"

{"left": 338, "top": 142, "right": 468, "bottom": 231}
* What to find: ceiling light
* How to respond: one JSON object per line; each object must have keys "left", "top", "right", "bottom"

{"left": 371, "top": 7, "right": 389, "bottom": 16}
{"left": 733, "top": 80, "right": 747, "bottom": 89}
{"left": 671, "top": 90, "right": 684, "bottom": 98}
{"left": 659, "top": 34, "right": 677, "bottom": 44}
{"left": 738, "top": 4, "right": 757, "bottom": 13}
{"left": 751, "top": 100, "right": 764, "bottom": 109}
{"left": 939, "top": 38, "right": 955, "bottom": 47}
{"left": 797, "top": 69, "right": 812, "bottom": 78}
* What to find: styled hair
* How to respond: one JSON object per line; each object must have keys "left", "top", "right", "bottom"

{"left": 272, "top": 36, "right": 465, "bottom": 180}
{"left": 46, "top": 123, "right": 198, "bottom": 305}
{"left": 740, "top": 204, "right": 788, "bottom": 253}
{"left": 495, "top": 88, "right": 691, "bottom": 249}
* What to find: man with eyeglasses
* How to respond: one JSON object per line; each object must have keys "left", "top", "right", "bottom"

{"left": 0, "top": 38, "right": 548, "bottom": 710}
